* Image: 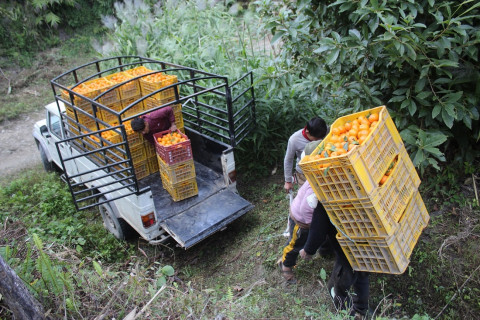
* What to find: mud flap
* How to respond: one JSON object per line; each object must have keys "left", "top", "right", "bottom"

{"left": 159, "top": 189, "right": 253, "bottom": 248}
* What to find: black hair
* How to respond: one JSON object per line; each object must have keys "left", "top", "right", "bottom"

{"left": 131, "top": 118, "right": 146, "bottom": 132}
{"left": 306, "top": 117, "right": 327, "bottom": 139}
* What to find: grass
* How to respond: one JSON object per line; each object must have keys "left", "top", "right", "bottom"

{"left": 1, "top": 162, "right": 479, "bottom": 319}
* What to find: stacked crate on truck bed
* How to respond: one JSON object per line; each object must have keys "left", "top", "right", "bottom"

{"left": 62, "top": 66, "right": 186, "bottom": 183}
{"left": 154, "top": 129, "right": 198, "bottom": 201}
{"left": 299, "top": 106, "right": 430, "bottom": 274}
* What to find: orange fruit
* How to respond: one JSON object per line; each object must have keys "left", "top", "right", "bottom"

{"left": 330, "top": 135, "right": 340, "bottom": 143}
{"left": 336, "top": 148, "right": 347, "bottom": 155}
{"left": 359, "top": 124, "right": 369, "bottom": 131}
{"left": 348, "top": 136, "right": 357, "bottom": 144}
{"left": 352, "top": 119, "right": 360, "bottom": 127}
{"left": 332, "top": 127, "right": 340, "bottom": 135}
{"left": 368, "top": 113, "right": 379, "bottom": 123}
{"left": 338, "top": 125, "right": 346, "bottom": 134}
{"left": 379, "top": 175, "right": 388, "bottom": 186}
{"left": 330, "top": 151, "right": 338, "bottom": 157}
{"left": 370, "top": 121, "right": 378, "bottom": 127}
{"left": 344, "top": 122, "right": 352, "bottom": 131}
{"left": 360, "top": 118, "right": 370, "bottom": 126}
{"left": 348, "top": 143, "right": 356, "bottom": 151}
{"left": 358, "top": 130, "right": 369, "bottom": 138}
{"left": 348, "top": 129, "right": 358, "bottom": 137}
{"left": 334, "top": 142, "right": 343, "bottom": 149}
{"left": 358, "top": 136, "right": 367, "bottom": 144}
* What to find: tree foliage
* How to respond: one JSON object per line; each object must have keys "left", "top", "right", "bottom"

{"left": 256, "top": 0, "right": 480, "bottom": 173}
{"left": 0, "top": 0, "right": 115, "bottom": 66}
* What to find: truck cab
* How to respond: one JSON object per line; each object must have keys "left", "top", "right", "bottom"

{"left": 33, "top": 56, "right": 256, "bottom": 248}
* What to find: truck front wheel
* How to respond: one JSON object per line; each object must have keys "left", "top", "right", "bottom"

{"left": 99, "top": 200, "right": 135, "bottom": 240}
{"left": 38, "top": 143, "right": 54, "bottom": 172}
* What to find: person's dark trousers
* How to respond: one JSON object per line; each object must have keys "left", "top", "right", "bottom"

{"left": 328, "top": 239, "right": 370, "bottom": 316}
{"left": 282, "top": 217, "right": 310, "bottom": 268}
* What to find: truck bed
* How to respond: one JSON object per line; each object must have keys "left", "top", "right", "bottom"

{"left": 139, "top": 160, "right": 225, "bottom": 221}
{"left": 139, "top": 160, "right": 252, "bottom": 248}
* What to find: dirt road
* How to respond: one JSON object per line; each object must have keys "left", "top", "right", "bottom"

{"left": 0, "top": 111, "right": 45, "bottom": 176}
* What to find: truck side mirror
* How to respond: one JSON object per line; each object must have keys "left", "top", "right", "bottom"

{"left": 40, "top": 125, "right": 51, "bottom": 138}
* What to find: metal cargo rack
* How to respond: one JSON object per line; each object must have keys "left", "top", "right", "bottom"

{"left": 51, "top": 56, "right": 256, "bottom": 211}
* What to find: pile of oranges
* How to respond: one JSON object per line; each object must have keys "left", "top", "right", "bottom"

{"left": 157, "top": 131, "right": 187, "bottom": 147}
{"left": 303, "top": 112, "right": 380, "bottom": 163}
{"left": 143, "top": 73, "right": 177, "bottom": 85}
{"left": 108, "top": 72, "right": 134, "bottom": 84}
{"left": 68, "top": 78, "right": 113, "bottom": 95}
{"left": 125, "top": 66, "right": 152, "bottom": 77}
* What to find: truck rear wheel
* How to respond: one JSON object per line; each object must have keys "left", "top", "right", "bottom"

{"left": 99, "top": 199, "right": 135, "bottom": 240}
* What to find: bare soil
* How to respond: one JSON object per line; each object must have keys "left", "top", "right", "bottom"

{"left": 0, "top": 111, "right": 45, "bottom": 176}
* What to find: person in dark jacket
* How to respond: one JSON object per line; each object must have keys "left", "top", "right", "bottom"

{"left": 298, "top": 141, "right": 369, "bottom": 319}
{"left": 300, "top": 204, "right": 369, "bottom": 318}
{"left": 131, "top": 106, "right": 176, "bottom": 144}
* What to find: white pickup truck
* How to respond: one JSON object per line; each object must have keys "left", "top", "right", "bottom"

{"left": 32, "top": 56, "right": 256, "bottom": 248}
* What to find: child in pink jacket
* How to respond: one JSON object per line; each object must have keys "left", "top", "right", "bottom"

{"left": 278, "top": 179, "right": 318, "bottom": 284}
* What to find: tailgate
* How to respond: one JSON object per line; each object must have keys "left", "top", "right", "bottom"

{"left": 160, "top": 189, "right": 253, "bottom": 248}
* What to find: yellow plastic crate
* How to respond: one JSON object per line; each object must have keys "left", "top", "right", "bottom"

{"left": 323, "top": 146, "right": 421, "bottom": 238}
{"left": 300, "top": 106, "right": 405, "bottom": 202}
{"left": 66, "top": 107, "right": 104, "bottom": 132}
{"left": 140, "top": 74, "right": 178, "bottom": 101}
{"left": 147, "top": 156, "right": 159, "bottom": 174}
{"left": 337, "top": 191, "right": 429, "bottom": 274}
{"left": 134, "top": 160, "right": 149, "bottom": 180}
{"left": 100, "top": 129, "right": 123, "bottom": 145}
{"left": 104, "top": 71, "right": 141, "bottom": 100}
{"left": 174, "top": 110, "right": 184, "bottom": 128}
{"left": 162, "top": 177, "right": 198, "bottom": 202}
{"left": 123, "top": 121, "right": 144, "bottom": 146}
{"left": 128, "top": 143, "right": 146, "bottom": 165}
{"left": 144, "top": 142, "right": 156, "bottom": 158}
{"left": 100, "top": 101, "right": 123, "bottom": 124}
{"left": 158, "top": 156, "right": 196, "bottom": 184}
{"left": 121, "top": 96, "right": 144, "bottom": 119}
{"left": 143, "top": 97, "right": 175, "bottom": 111}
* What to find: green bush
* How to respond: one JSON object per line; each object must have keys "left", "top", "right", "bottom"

{"left": 96, "top": 0, "right": 335, "bottom": 174}
{"left": 255, "top": 0, "right": 480, "bottom": 174}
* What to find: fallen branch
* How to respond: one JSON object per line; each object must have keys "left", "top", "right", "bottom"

{"left": 236, "top": 279, "right": 267, "bottom": 302}
{"left": 473, "top": 174, "right": 478, "bottom": 205}
{"left": 133, "top": 285, "right": 167, "bottom": 319}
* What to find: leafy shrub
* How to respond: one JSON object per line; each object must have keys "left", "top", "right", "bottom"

{"left": 255, "top": 0, "right": 480, "bottom": 174}
{"left": 96, "top": 0, "right": 336, "bottom": 174}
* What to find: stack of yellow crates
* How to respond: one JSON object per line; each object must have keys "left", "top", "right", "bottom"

{"left": 154, "top": 129, "right": 198, "bottom": 201}
{"left": 300, "top": 106, "right": 430, "bottom": 274}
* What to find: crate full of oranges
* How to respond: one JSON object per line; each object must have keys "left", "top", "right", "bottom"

{"left": 153, "top": 129, "right": 192, "bottom": 165}
{"left": 299, "top": 106, "right": 411, "bottom": 202}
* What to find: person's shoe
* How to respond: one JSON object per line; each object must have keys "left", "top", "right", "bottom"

{"left": 277, "top": 259, "right": 297, "bottom": 284}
